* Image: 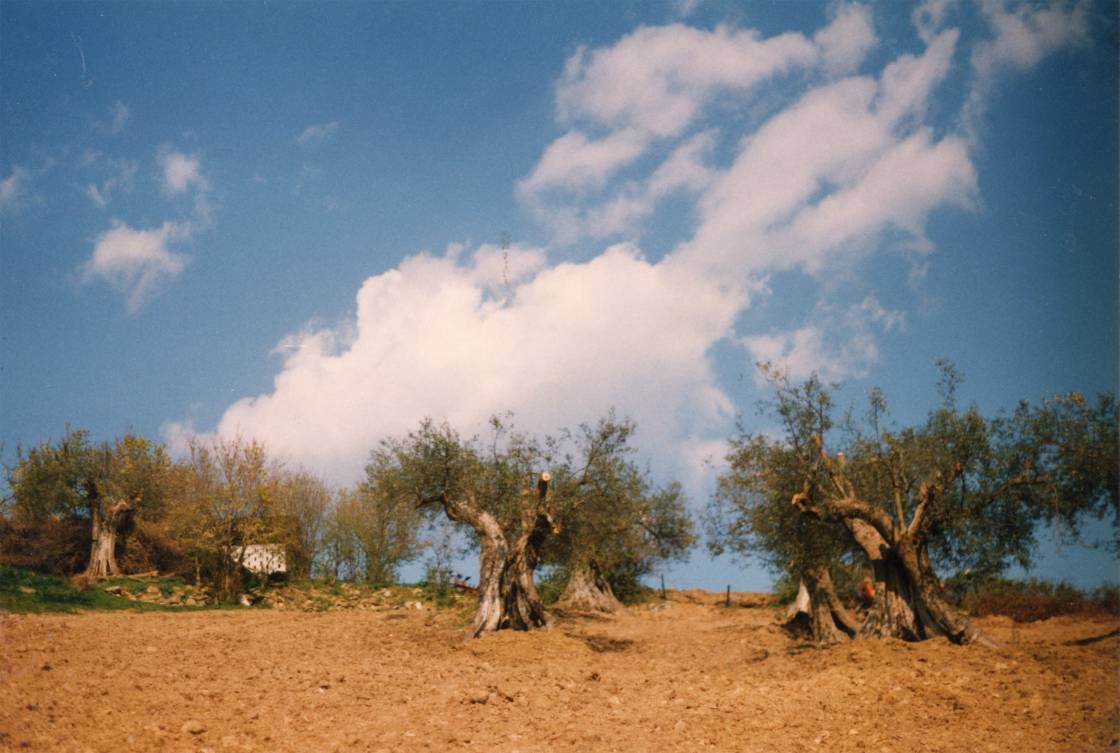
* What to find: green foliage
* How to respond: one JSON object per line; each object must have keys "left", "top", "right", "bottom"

{"left": 5, "top": 430, "right": 173, "bottom": 575}
{"left": 7, "top": 430, "right": 170, "bottom": 524}
{"left": 419, "top": 564, "right": 458, "bottom": 608}
{"left": 0, "top": 566, "right": 186, "bottom": 614}
{"left": 322, "top": 464, "right": 424, "bottom": 584}
{"left": 369, "top": 416, "right": 547, "bottom": 544}
{"left": 602, "top": 562, "right": 653, "bottom": 604}
{"left": 99, "top": 573, "right": 185, "bottom": 594}
{"left": 710, "top": 364, "right": 1118, "bottom": 589}
{"left": 707, "top": 371, "right": 854, "bottom": 577}
{"left": 535, "top": 566, "right": 568, "bottom": 605}
{"left": 543, "top": 413, "right": 695, "bottom": 588}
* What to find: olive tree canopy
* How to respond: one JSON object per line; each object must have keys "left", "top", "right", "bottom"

{"left": 710, "top": 365, "right": 1118, "bottom": 645}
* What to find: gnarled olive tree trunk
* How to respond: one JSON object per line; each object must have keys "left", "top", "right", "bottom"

{"left": 85, "top": 497, "right": 134, "bottom": 578}
{"left": 794, "top": 489, "right": 996, "bottom": 647}
{"left": 440, "top": 473, "right": 556, "bottom": 637}
{"left": 557, "top": 559, "right": 623, "bottom": 613}
{"left": 784, "top": 565, "right": 859, "bottom": 645}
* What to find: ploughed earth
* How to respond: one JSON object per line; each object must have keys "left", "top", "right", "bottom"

{"left": 2, "top": 590, "right": 1117, "bottom": 753}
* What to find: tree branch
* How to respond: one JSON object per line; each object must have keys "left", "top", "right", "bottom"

{"left": 793, "top": 491, "right": 897, "bottom": 545}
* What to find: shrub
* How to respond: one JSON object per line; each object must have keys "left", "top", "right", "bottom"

{"left": 0, "top": 516, "right": 88, "bottom": 575}
{"left": 962, "top": 577, "right": 1120, "bottom": 622}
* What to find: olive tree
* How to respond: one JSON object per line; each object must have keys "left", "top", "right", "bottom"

{"left": 545, "top": 415, "right": 694, "bottom": 612}
{"left": 711, "top": 365, "right": 1118, "bottom": 646}
{"left": 370, "top": 418, "right": 554, "bottom": 637}
{"left": 7, "top": 430, "right": 171, "bottom": 578}
{"left": 708, "top": 374, "right": 862, "bottom": 643}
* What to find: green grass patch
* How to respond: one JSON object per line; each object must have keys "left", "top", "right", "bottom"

{"left": 0, "top": 566, "right": 191, "bottom": 613}
{"left": 100, "top": 574, "right": 185, "bottom": 596}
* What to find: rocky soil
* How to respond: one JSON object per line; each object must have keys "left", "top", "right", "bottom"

{"left": 1, "top": 591, "right": 1116, "bottom": 753}
{"left": 96, "top": 578, "right": 463, "bottom": 612}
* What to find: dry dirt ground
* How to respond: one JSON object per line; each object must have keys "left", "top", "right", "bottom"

{"left": 2, "top": 591, "right": 1117, "bottom": 753}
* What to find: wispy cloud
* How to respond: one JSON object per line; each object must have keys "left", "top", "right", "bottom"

{"left": 963, "top": 0, "right": 1089, "bottom": 140}
{"left": 0, "top": 166, "right": 30, "bottom": 213}
{"left": 94, "top": 100, "right": 131, "bottom": 135}
{"left": 297, "top": 121, "right": 340, "bottom": 146}
{"left": 516, "top": 128, "right": 650, "bottom": 199}
{"left": 742, "top": 296, "right": 905, "bottom": 385}
{"left": 673, "top": 0, "right": 702, "bottom": 18}
{"left": 520, "top": 5, "right": 878, "bottom": 243}
{"left": 82, "top": 159, "right": 138, "bottom": 209}
{"left": 155, "top": 145, "right": 214, "bottom": 227}
{"left": 79, "top": 221, "right": 191, "bottom": 312}
{"left": 157, "top": 146, "right": 207, "bottom": 195}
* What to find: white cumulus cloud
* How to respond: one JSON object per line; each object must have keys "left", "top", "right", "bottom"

{"left": 178, "top": 6, "right": 1093, "bottom": 487}
{"left": 177, "top": 243, "right": 741, "bottom": 483}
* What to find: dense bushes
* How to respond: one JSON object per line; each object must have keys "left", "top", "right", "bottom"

{"left": 0, "top": 516, "right": 88, "bottom": 575}
{"left": 961, "top": 577, "right": 1119, "bottom": 622}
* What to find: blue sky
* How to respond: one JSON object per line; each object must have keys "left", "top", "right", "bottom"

{"left": 2, "top": 0, "right": 1116, "bottom": 589}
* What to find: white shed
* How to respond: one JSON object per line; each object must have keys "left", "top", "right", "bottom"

{"left": 234, "top": 544, "right": 287, "bottom": 575}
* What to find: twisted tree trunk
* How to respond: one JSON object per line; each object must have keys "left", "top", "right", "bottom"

{"left": 557, "top": 559, "right": 623, "bottom": 613}
{"left": 441, "top": 473, "right": 555, "bottom": 638}
{"left": 795, "top": 494, "right": 996, "bottom": 646}
{"left": 785, "top": 565, "right": 859, "bottom": 645}
{"left": 85, "top": 498, "right": 133, "bottom": 578}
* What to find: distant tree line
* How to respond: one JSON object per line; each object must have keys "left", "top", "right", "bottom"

{"left": 5, "top": 364, "right": 1113, "bottom": 645}
{"left": 1, "top": 413, "right": 695, "bottom": 625}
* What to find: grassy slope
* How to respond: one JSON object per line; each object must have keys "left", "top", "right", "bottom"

{"left": 0, "top": 566, "right": 191, "bottom": 614}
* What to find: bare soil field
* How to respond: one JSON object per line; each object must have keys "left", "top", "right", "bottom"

{"left": 2, "top": 591, "right": 1117, "bottom": 753}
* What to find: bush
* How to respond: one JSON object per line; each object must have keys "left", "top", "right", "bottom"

{"left": 118, "top": 518, "right": 192, "bottom": 578}
{"left": 605, "top": 566, "right": 648, "bottom": 604}
{"left": 961, "top": 577, "right": 1120, "bottom": 622}
{"left": 419, "top": 564, "right": 457, "bottom": 608}
{"left": 0, "top": 516, "right": 88, "bottom": 575}
{"left": 536, "top": 566, "right": 567, "bottom": 605}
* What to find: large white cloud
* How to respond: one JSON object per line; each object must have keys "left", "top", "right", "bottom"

{"left": 181, "top": 4, "right": 1090, "bottom": 487}
{"left": 179, "top": 243, "right": 741, "bottom": 483}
